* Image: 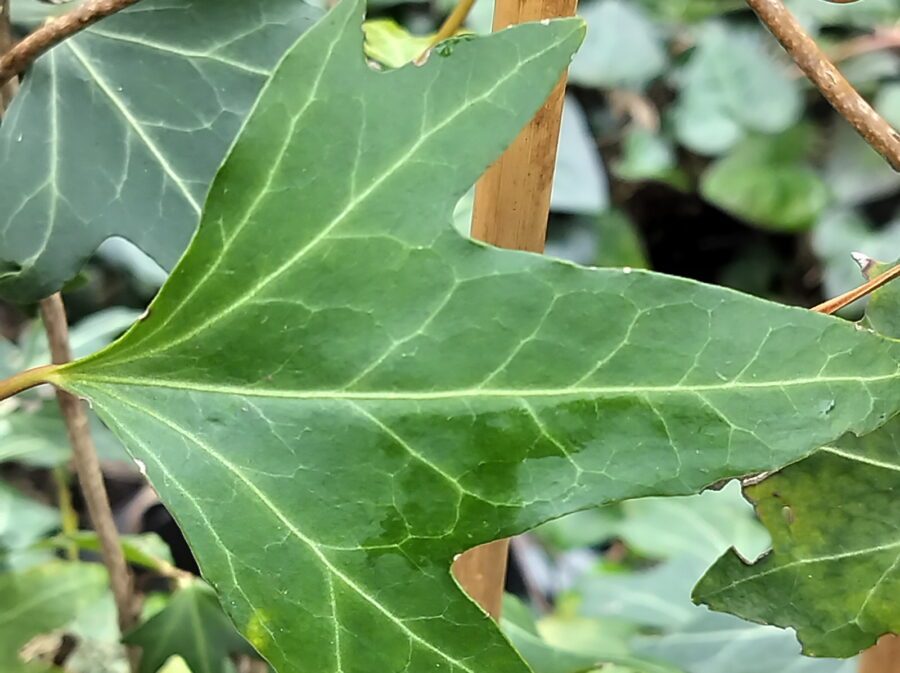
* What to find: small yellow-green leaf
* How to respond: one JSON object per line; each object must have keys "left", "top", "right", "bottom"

{"left": 363, "top": 19, "right": 434, "bottom": 68}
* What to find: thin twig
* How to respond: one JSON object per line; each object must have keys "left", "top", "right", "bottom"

{"left": 39, "top": 294, "right": 138, "bottom": 645}
{"left": 812, "top": 263, "right": 900, "bottom": 315}
{"left": 745, "top": 0, "right": 900, "bottom": 171}
{"left": 0, "top": 0, "right": 141, "bottom": 86}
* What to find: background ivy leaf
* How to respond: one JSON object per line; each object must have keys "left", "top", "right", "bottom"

{"left": 41, "top": 531, "right": 174, "bottom": 574}
{"left": 612, "top": 130, "right": 680, "bottom": 187}
{"left": 0, "top": 404, "right": 127, "bottom": 467}
{"left": 636, "top": 0, "right": 742, "bottom": 23}
{"left": 39, "top": 1, "right": 900, "bottom": 672}
{"left": 594, "top": 210, "right": 649, "bottom": 270}
{"left": 0, "top": 562, "right": 108, "bottom": 672}
{"left": 672, "top": 24, "right": 802, "bottom": 155}
{"left": 0, "top": 0, "right": 321, "bottom": 302}
{"left": 699, "top": 132, "right": 829, "bottom": 232}
{"left": 823, "top": 123, "right": 900, "bottom": 207}
{"left": 551, "top": 97, "right": 608, "bottom": 215}
{"left": 124, "top": 580, "right": 252, "bottom": 673}
{"left": 0, "top": 483, "right": 58, "bottom": 553}
{"left": 569, "top": 0, "right": 667, "bottom": 90}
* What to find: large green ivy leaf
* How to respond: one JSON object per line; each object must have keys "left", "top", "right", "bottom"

{"left": 0, "top": 562, "right": 108, "bottom": 672}
{"left": 124, "top": 580, "right": 252, "bottom": 673}
{"left": 24, "top": 0, "right": 899, "bottom": 671}
{"left": 694, "top": 416, "right": 900, "bottom": 657}
{"left": 824, "top": 123, "right": 900, "bottom": 207}
{"left": 0, "top": 0, "right": 320, "bottom": 302}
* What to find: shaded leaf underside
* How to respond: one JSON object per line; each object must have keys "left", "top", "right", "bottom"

{"left": 41, "top": 2, "right": 900, "bottom": 673}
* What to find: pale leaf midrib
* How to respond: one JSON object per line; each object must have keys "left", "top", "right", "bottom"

{"left": 86, "top": 28, "right": 272, "bottom": 76}
{"left": 64, "top": 41, "right": 202, "bottom": 214}
{"left": 820, "top": 446, "right": 900, "bottom": 474}
{"left": 66, "top": 371, "right": 897, "bottom": 401}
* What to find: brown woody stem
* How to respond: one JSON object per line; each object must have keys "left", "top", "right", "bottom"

{"left": 0, "top": 0, "right": 142, "bottom": 86}
{"left": 745, "top": 0, "right": 900, "bottom": 171}
{"left": 812, "top": 264, "right": 900, "bottom": 315}
{"left": 39, "top": 293, "right": 138, "bottom": 644}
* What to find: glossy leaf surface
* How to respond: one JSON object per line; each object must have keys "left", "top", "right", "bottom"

{"left": 44, "top": 1, "right": 900, "bottom": 672}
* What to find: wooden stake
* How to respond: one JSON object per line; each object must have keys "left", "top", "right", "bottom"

{"left": 861, "top": 636, "right": 900, "bottom": 673}
{"left": 453, "top": 0, "right": 578, "bottom": 620}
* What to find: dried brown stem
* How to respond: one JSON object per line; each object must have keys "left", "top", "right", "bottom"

{"left": 745, "top": 0, "right": 900, "bottom": 171}
{"left": 812, "top": 263, "right": 900, "bottom": 315}
{"left": 39, "top": 294, "right": 138, "bottom": 643}
{"left": 0, "top": 0, "right": 142, "bottom": 86}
